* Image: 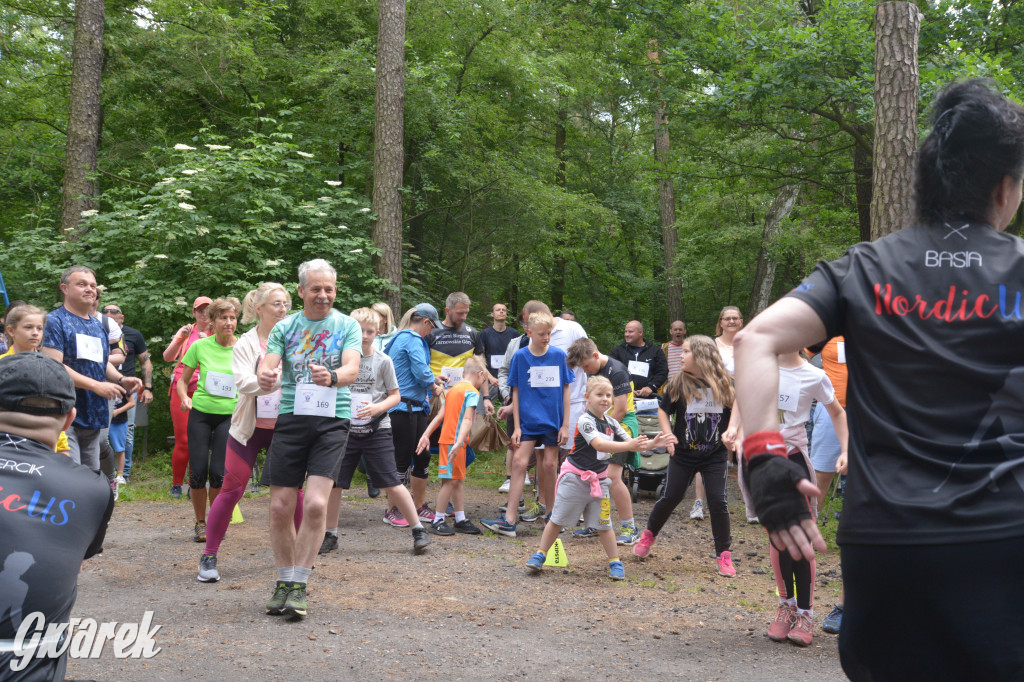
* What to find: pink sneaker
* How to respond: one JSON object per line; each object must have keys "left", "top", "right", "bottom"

{"left": 715, "top": 550, "right": 736, "bottom": 577}
{"left": 767, "top": 603, "right": 796, "bottom": 641}
{"left": 383, "top": 507, "right": 408, "bottom": 528}
{"left": 417, "top": 504, "right": 436, "bottom": 523}
{"left": 633, "top": 529, "right": 656, "bottom": 558}
{"left": 787, "top": 610, "right": 814, "bottom": 647}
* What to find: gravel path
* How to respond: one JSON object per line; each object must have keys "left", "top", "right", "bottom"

{"left": 66, "top": 479, "right": 846, "bottom": 680}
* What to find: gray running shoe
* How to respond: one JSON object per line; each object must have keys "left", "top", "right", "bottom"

{"left": 197, "top": 553, "right": 220, "bottom": 582}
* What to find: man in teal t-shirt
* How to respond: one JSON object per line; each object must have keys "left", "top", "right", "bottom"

{"left": 257, "top": 259, "right": 361, "bottom": 620}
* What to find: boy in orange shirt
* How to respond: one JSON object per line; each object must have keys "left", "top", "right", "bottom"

{"left": 416, "top": 356, "right": 488, "bottom": 535}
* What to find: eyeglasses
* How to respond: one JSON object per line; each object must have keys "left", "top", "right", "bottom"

{"left": 722, "top": 317, "right": 741, "bottom": 322}
{"left": 102, "top": 308, "right": 122, "bottom": 315}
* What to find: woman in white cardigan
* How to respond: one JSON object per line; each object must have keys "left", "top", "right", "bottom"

{"left": 196, "top": 282, "right": 300, "bottom": 583}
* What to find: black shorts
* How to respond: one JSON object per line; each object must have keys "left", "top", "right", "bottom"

{"left": 840, "top": 537, "right": 1024, "bottom": 680}
{"left": 334, "top": 428, "right": 402, "bottom": 489}
{"left": 260, "top": 413, "right": 350, "bottom": 487}
{"left": 521, "top": 431, "right": 559, "bottom": 448}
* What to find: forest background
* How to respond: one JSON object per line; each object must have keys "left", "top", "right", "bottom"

{"left": 2, "top": 0, "right": 1023, "bottom": 357}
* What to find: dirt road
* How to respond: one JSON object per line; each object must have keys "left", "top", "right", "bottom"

{"left": 66, "top": 482, "right": 845, "bottom": 681}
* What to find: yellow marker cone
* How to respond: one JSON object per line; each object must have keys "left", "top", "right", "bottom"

{"left": 230, "top": 504, "right": 244, "bottom": 524}
{"left": 544, "top": 538, "right": 568, "bottom": 567}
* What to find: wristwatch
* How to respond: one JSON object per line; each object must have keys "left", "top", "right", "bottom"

{"left": 144, "top": 386, "right": 153, "bottom": 391}
{"left": 328, "top": 370, "right": 337, "bottom": 387}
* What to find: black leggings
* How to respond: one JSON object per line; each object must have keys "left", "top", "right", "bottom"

{"left": 840, "top": 539, "right": 1024, "bottom": 681}
{"left": 187, "top": 409, "right": 230, "bottom": 489}
{"left": 391, "top": 410, "right": 430, "bottom": 481}
{"left": 647, "top": 450, "right": 732, "bottom": 555}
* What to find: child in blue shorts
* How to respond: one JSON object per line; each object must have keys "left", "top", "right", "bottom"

{"left": 483, "top": 311, "right": 573, "bottom": 537}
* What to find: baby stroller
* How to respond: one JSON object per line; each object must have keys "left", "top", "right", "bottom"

{"left": 624, "top": 412, "right": 670, "bottom": 501}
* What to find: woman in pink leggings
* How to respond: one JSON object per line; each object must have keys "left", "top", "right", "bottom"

{"left": 163, "top": 297, "right": 213, "bottom": 498}
{"left": 196, "top": 283, "right": 302, "bottom": 582}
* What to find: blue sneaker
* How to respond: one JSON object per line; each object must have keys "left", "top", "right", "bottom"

{"left": 481, "top": 515, "right": 517, "bottom": 538}
{"left": 526, "top": 552, "right": 545, "bottom": 572}
{"left": 573, "top": 526, "right": 599, "bottom": 538}
{"left": 822, "top": 604, "right": 843, "bottom": 634}
{"left": 609, "top": 560, "right": 625, "bottom": 581}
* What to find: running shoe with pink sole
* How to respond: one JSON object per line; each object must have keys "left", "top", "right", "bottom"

{"left": 787, "top": 610, "right": 814, "bottom": 647}
{"left": 633, "top": 529, "right": 656, "bottom": 558}
{"left": 716, "top": 550, "right": 736, "bottom": 577}
{"left": 383, "top": 507, "right": 409, "bottom": 528}
{"left": 767, "top": 603, "right": 796, "bottom": 641}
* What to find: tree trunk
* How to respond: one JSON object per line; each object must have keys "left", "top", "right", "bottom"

{"left": 372, "top": 0, "right": 406, "bottom": 316}
{"left": 61, "top": 0, "right": 105, "bottom": 239}
{"left": 550, "top": 109, "right": 567, "bottom": 313}
{"left": 746, "top": 184, "right": 800, "bottom": 316}
{"left": 649, "top": 43, "right": 684, "bottom": 327}
{"left": 870, "top": 2, "right": 920, "bottom": 240}
{"left": 854, "top": 135, "right": 873, "bottom": 242}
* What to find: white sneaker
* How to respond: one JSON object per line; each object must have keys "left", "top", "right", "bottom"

{"left": 498, "top": 478, "right": 511, "bottom": 493}
{"left": 524, "top": 472, "right": 531, "bottom": 486}
{"left": 689, "top": 499, "right": 705, "bottom": 520}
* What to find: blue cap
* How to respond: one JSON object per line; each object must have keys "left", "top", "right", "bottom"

{"left": 414, "top": 303, "right": 441, "bottom": 328}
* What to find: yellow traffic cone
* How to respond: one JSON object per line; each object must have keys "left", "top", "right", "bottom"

{"left": 230, "top": 504, "right": 244, "bottom": 524}
{"left": 544, "top": 538, "right": 568, "bottom": 567}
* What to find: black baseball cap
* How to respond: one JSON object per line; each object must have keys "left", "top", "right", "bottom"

{"left": 0, "top": 353, "right": 77, "bottom": 416}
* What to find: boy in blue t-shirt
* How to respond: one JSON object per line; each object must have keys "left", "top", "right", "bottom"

{"left": 482, "top": 311, "right": 573, "bottom": 537}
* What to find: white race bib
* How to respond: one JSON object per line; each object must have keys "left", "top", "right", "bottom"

{"left": 490, "top": 355, "right": 503, "bottom": 370}
{"left": 687, "top": 388, "right": 723, "bottom": 414}
{"left": 293, "top": 383, "right": 337, "bottom": 417}
{"left": 440, "top": 366, "right": 464, "bottom": 387}
{"left": 635, "top": 398, "right": 660, "bottom": 412}
{"left": 528, "top": 365, "right": 560, "bottom": 389}
{"left": 778, "top": 374, "right": 799, "bottom": 412}
{"left": 204, "top": 370, "right": 236, "bottom": 399}
{"left": 76, "top": 333, "right": 104, "bottom": 364}
{"left": 628, "top": 360, "right": 650, "bottom": 378}
{"left": 836, "top": 341, "right": 847, "bottom": 364}
{"left": 256, "top": 389, "right": 282, "bottom": 419}
{"left": 349, "top": 391, "right": 373, "bottom": 426}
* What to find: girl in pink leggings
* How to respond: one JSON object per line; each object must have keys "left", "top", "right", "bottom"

{"left": 197, "top": 283, "right": 302, "bottom": 583}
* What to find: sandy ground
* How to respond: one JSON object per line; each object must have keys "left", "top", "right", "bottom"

{"left": 65, "top": 477, "right": 845, "bottom": 681}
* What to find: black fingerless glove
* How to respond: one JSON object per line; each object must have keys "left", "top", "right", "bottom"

{"left": 743, "top": 431, "right": 812, "bottom": 533}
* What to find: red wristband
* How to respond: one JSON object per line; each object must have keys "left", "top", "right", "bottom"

{"left": 741, "top": 430, "right": 787, "bottom": 463}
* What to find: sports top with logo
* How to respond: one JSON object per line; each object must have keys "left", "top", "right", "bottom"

{"left": 41, "top": 308, "right": 110, "bottom": 430}
{"left": 787, "top": 221, "right": 1024, "bottom": 545}
{"left": 267, "top": 309, "right": 362, "bottom": 419}
{"left": 569, "top": 411, "right": 629, "bottom": 473}
{"left": 659, "top": 381, "right": 731, "bottom": 465}
{"left": 180, "top": 336, "right": 238, "bottom": 415}
{"left": 0, "top": 432, "right": 113, "bottom": 678}
{"left": 596, "top": 356, "right": 636, "bottom": 415}
{"left": 428, "top": 322, "right": 484, "bottom": 382}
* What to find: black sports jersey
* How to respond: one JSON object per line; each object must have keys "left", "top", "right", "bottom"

{"left": 660, "top": 385, "right": 731, "bottom": 465}
{"left": 595, "top": 357, "right": 635, "bottom": 413}
{"left": 119, "top": 325, "right": 147, "bottom": 377}
{"left": 428, "top": 323, "right": 484, "bottom": 377}
{"left": 569, "top": 411, "right": 628, "bottom": 473}
{"left": 0, "top": 432, "right": 113, "bottom": 679}
{"left": 787, "top": 221, "right": 1024, "bottom": 545}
